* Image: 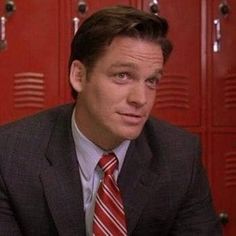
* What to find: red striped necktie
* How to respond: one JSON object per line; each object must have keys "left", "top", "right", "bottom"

{"left": 93, "top": 153, "right": 127, "bottom": 236}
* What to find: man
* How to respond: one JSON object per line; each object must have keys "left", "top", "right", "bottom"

{"left": 0, "top": 5, "right": 222, "bottom": 236}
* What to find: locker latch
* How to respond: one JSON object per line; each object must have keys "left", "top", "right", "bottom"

{"left": 213, "top": 0, "right": 230, "bottom": 53}
{"left": 0, "top": 0, "right": 16, "bottom": 51}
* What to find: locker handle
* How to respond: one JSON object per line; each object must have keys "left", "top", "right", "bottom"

{"left": 0, "top": 16, "right": 7, "bottom": 51}
{"left": 73, "top": 17, "right": 80, "bottom": 35}
{"left": 213, "top": 18, "right": 221, "bottom": 52}
{"left": 0, "top": 1, "right": 16, "bottom": 51}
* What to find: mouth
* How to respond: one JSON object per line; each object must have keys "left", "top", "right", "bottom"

{"left": 122, "top": 113, "right": 142, "bottom": 117}
{"left": 118, "top": 112, "right": 145, "bottom": 125}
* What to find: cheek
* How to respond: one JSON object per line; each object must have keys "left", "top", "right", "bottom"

{"left": 86, "top": 86, "right": 116, "bottom": 115}
{"left": 147, "top": 91, "right": 157, "bottom": 106}
{"left": 95, "top": 84, "right": 125, "bottom": 106}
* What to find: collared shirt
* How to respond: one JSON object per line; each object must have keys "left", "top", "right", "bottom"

{"left": 71, "top": 110, "right": 130, "bottom": 236}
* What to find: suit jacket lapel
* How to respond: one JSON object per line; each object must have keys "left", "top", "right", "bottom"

{"left": 118, "top": 131, "right": 161, "bottom": 235}
{"left": 40, "top": 106, "right": 86, "bottom": 235}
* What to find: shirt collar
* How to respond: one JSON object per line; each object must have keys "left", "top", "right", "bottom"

{"left": 71, "top": 109, "right": 130, "bottom": 181}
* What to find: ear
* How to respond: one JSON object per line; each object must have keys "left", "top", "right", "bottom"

{"left": 69, "top": 60, "right": 87, "bottom": 93}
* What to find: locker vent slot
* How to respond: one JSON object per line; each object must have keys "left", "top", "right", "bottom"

{"left": 225, "top": 152, "right": 236, "bottom": 187}
{"left": 155, "top": 74, "right": 190, "bottom": 109}
{"left": 13, "top": 72, "right": 45, "bottom": 108}
{"left": 224, "top": 74, "right": 236, "bottom": 109}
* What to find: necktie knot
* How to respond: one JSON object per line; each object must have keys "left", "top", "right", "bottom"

{"left": 98, "top": 152, "right": 117, "bottom": 175}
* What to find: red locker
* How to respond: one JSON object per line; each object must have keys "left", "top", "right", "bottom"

{"left": 143, "top": 0, "right": 202, "bottom": 127}
{"left": 211, "top": 134, "right": 236, "bottom": 235}
{"left": 0, "top": 0, "right": 64, "bottom": 124}
{"left": 211, "top": 0, "right": 236, "bottom": 127}
{"left": 207, "top": 1, "right": 236, "bottom": 234}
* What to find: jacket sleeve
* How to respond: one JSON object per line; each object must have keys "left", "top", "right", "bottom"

{"left": 0, "top": 169, "right": 23, "bottom": 235}
{"left": 169, "top": 140, "right": 223, "bottom": 236}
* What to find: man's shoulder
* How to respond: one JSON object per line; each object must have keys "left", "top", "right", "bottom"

{"left": 142, "top": 117, "right": 199, "bottom": 155}
{"left": 0, "top": 103, "right": 74, "bottom": 134}
{"left": 138, "top": 117, "right": 200, "bottom": 177}
{"left": 0, "top": 103, "right": 74, "bottom": 172}
{"left": 0, "top": 104, "right": 73, "bottom": 132}
{"left": 144, "top": 117, "right": 197, "bottom": 141}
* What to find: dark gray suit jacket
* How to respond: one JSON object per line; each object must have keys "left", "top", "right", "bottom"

{"left": 0, "top": 104, "right": 222, "bottom": 235}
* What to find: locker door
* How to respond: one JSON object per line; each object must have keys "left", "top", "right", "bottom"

{"left": 0, "top": 0, "right": 62, "bottom": 124}
{"left": 211, "top": 0, "right": 236, "bottom": 127}
{"left": 209, "top": 1, "right": 236, "bottom": 235}
{"left": 142, "top": 0, "right": 202, "bottom": 127}
{"left": 212, "top": 134, "right": 236, "bottom": 235}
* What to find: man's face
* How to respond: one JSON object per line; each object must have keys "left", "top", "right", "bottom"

{"left": 72, "top": 36, "right": 164, "bottom": 149}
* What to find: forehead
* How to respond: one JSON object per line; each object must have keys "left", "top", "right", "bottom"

{"left": 101, "top": 36, "right": 164, "bottom": 68}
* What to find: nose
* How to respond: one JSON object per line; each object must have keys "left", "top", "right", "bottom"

{"left": 127, "top": 82, "right": 148, "bottom": 107}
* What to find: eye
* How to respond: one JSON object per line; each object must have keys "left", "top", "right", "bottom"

{"left": 113, "top": 72, "right": 131, "bottom": 84}
{"left": 116, "top": 72, "right": 129, "bottom": 80}
{"left": 146, "top": 77, "right": 159, "bottom": 89}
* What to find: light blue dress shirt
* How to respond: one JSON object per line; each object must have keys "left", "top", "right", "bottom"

{"left": 71, "top": 110, "right": 130, "bottom": 236}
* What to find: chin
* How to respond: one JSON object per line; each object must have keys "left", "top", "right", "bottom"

{"left": 120, "top": 130, "right": 142, "bottom": 141}
{"left": 110, "top": 125, "right": 144, "bottom": 142}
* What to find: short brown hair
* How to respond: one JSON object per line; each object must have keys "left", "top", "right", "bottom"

{"left": 69, "top": 5, "right": 172, "bottom": 99}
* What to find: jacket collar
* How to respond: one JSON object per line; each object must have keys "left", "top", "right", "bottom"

{"left": 118, "top": 128, "right": 163, "bottom": 235}
{"left": 40, "top": 104, "right": 86, "bottom": 235}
